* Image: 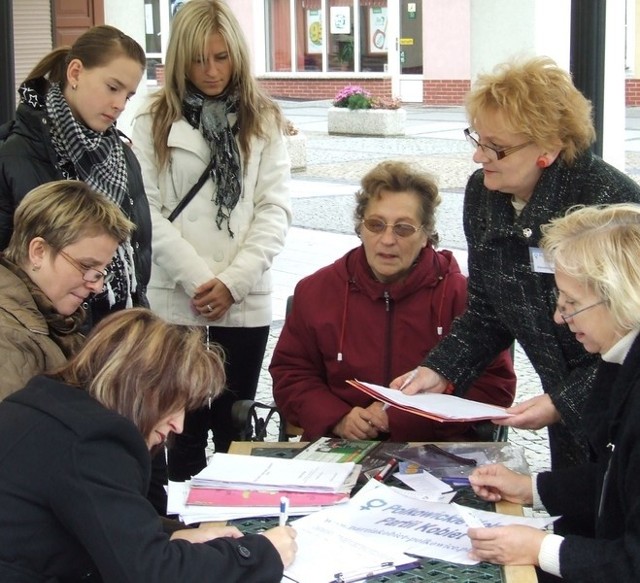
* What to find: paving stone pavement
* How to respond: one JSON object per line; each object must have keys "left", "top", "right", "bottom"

{"left": 251, "top": 101, "right": 640, "bottom": 482}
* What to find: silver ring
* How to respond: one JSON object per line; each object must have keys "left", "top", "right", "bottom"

{"left": 207, "top": 304, "right": 213, "bottom": 312}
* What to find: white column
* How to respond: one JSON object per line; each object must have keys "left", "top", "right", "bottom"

{"left": 602, "top": 0, "right": 626, "bottom": 170}
{"left": 104, "top": 0, "right": 149, "bottom": 137}
{"left": 469, "top": 0, "right": 570, "bottom": 78}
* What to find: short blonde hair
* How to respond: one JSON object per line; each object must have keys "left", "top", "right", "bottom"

{"left": 466, "top": 56, "right": 595, "bottom": 165}
{"left": 53, "top": 308, "right": 226, "bottom": 439}
{"left": 541, "top": 203, "right": 640, "bottom": 332}
{"left": 354, "top": 160, "right": 441, "bottom": 246}
{"left": 5, "top": 180, "right": 134, "bottom": 265}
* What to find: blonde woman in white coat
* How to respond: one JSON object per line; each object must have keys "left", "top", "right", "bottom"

{"left": 132, "top": 0, "right": 291, "bottom": 479}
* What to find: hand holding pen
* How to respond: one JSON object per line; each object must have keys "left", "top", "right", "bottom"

{"left": 378, "top": 368, "right": 419, "bottom": 413}
{"left": 390, "top": 366, "right": 448, "bottom": 396}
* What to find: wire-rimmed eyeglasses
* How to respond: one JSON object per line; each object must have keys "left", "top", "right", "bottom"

{"left": 58, "top": 249, "right": 114, "bottom": 285}
{"left": 464, "top": 127, "right": 533, "bottom": 161}
{"left": 553, "top": 289, "right": 606, "bottom": 323}
{"left": 361, "top": 218, "right": 423, "bottom": 238}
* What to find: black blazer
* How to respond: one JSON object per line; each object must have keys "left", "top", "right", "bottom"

{"left": 537, "top": 332, "right": 640, "bottom": 581}
{"left": 0, "top": 376, "right": 283, "bottom": 582}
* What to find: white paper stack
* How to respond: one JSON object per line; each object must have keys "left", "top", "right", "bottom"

{"left": 168, "top": 453, "right": 358, "bottom": 524}
{"left": 191, "top": 453, "right": 356, "bottom": 492}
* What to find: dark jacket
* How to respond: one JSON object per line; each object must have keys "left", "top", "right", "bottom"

{"left": 423, "top": 152, "right": 640, "bottom": 469}
{"left": 271, "top": 245, "right": 516, "bottom": 441}
{"left": 0, "top": 99, "right": 152, "bottom": 324}
{"left": 536, "top": 332, "right": 640, "bottom": 581}
{"left": 0, "top": 376, "right": 283, "bottom": 583}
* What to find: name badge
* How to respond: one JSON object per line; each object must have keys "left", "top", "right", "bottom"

{"left": 529, "top": 247, "right": 554, "bottom": 274}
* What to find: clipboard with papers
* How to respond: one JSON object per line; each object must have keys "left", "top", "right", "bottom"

{"left": 347, "top": 380, "right": 512, "bottom": 422}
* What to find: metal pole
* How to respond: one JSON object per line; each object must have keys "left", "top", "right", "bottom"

{"left": 570, "top": 0, "right": 606, "bottom": 157}
{"left": 0, "top": 0, "right": 15, "bottom": 124}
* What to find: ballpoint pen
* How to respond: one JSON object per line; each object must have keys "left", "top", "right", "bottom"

{"left": 399, "top": 367, "right": 419, "bottom": 392}
{"left": 332, "top": 561, "right": 395, "bottom": 583}
{"left": 279, "top": 496, "right": 289, "bottom": 527}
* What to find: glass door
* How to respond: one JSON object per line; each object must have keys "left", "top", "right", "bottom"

{"left": 398, "top": 0, "right": 423, "bottom": 102}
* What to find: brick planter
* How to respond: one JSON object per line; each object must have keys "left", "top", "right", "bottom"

{"left": 327, "top": 107, "right": 406, "bottom": 136}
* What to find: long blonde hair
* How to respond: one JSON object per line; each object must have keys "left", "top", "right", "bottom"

{"left": 150, "top": 0, "right": 284, "bottom": 169}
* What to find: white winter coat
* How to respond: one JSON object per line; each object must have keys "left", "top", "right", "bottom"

{"left": 131, "top": 101, "right": 291, "bottom": 327}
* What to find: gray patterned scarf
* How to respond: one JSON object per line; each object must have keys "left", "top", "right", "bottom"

{"left": 182, "top": 83, "right": 242, "bottom": 237}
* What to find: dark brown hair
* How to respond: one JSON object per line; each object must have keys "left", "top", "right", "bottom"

{"left": 25, "top": 25, "right": 145, "bottom": 89}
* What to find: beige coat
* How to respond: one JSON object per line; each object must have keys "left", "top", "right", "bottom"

{"left": 131, "top": 100, "right": 292, "bottom": 327}
{"left": 0, "top": 264, "right": 67, "bottom": 399}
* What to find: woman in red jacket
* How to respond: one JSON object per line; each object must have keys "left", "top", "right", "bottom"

{"left": 271, "top": 160, "right": 515, "bottom": 442}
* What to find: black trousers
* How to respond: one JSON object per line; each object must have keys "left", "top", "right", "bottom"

{"left": 167, "top": 325, "right": 269, "bottom": 481}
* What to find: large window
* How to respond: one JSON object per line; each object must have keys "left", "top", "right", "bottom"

{"left": 265, "top": 0, "right": 388, "bottom": 73}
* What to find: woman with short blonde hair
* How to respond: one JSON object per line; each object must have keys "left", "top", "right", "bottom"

{"left": 467, "top": 203, "right": 640, "bottom": 582}
{"left": 395, "top": 56, "right": 640, "bottom": 472}
{"left": 0, "top": 180, "right": 133, "bottom": 400}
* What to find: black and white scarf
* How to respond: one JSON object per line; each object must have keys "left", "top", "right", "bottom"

{"left": 182, "top": 83, "right": 242, "bottom": 237}
{"left": 20, "top": 81, "right": 137, "bottom": 308}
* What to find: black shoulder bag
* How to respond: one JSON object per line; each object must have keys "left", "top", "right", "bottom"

{"left": 167, "top": 159, "right": 215, "bottom": 222}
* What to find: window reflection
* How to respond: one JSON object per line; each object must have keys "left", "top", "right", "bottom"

{"left": 265, "top": 0, "right": 388, "bottom": 74}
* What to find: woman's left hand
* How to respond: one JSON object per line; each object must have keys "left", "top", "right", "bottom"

{"left": 493, "top": 394, "right": 561, "bottom": 430}
{"left": 170, "top": 523, "right": 243, "bottom": 543}
{"left": 467, "top": 525, "right": 546, "bottom": 566}
{"left": 193, "top": 279, "right": 234, "bottom": 321}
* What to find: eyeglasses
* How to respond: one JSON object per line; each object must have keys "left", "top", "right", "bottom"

{"left": 58, "top": 249, "right": 114, "bottom": 285}
{"left": 464, "top": 127, "right": 533, "bottom": 160}
{"left": 554, "top": 290, "right": 606, "bottom": 323}
{"left": 361, "top": 218, "right": 423, "bottom": 238}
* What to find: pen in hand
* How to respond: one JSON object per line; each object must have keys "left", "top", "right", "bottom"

{"left": 399, "top": 367, "right": 419, "bottom": 392}
{"left": 279, "top": 496, "right": 290, "bottom": 527}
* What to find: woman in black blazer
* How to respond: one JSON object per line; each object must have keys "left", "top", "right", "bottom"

{"left": 467, "top": 204, "right": 640, "bottom": 582}
{"left": 0, "top": 308, "right": 296, "bottom": 583}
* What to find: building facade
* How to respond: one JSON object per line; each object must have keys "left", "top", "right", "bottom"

{"left": 6, "top": 0, "right": 640, "bottom": 107}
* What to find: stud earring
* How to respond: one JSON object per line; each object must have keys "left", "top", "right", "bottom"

{"left": 32, "top": 264, "right": 40, "bottom": 272}
{"left": 72, "top": 84, "right": 77, "bottom": 90}
{"left": 536, "top": 157, "right": 548, "bottom": 169}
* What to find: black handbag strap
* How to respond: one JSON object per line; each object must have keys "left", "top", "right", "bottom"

{"left": 167, "top": 159, "right": 215, "bottom": 222}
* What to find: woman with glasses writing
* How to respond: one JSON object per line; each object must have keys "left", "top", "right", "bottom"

{"left": 271, "top": 161, "right": 515, "bottom": 442}
{"left": 394, "top": 57, "right": 640, "bottom": 471}
{"left": 466, "top": 203, "right": 640, "bottom": 583}
{"left": 0, "top": 180, "right": 133, "bottom": 400}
